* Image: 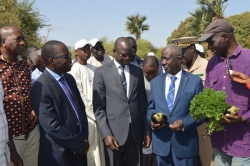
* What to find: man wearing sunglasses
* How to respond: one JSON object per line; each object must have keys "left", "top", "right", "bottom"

{"left": 198, "top": 19, "right": 250, "bottom": 166}
{"left": 127, "top": 36, "right": 143, "bottom": 67}
{"left": 93, "top": 37, "right": 150, "bottom": 166}
{"left": 88, "top": 38, "right": 113, "bottom": 67}
{"left": 31, "top": 40, "right": 89, "bottom": 166}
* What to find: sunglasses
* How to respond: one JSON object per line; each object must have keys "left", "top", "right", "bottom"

{"left": 93, "top": 46, "right": 104, "bottom": 50}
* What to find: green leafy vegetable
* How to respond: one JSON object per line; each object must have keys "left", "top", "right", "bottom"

{"left": 190, "top": 88, "right": 232, "bottom": 135}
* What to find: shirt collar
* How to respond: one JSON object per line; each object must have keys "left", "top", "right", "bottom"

{"left": 114, "top": 59, "right": 128, "bottom": 69}
{"left": 166, "top": 69, "right": 182, "bottom": 80}
{"left": 45, "top": 67, "right": 63, "bottom": 81}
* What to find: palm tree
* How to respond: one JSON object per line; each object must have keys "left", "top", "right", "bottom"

{"left": 189, "top": 0, "right": 228, "bottom": 36}
{"left": 125, "top": 13, "right": 150, "bottom": 40}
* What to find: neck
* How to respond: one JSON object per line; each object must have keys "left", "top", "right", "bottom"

{"left": 187, "top": 53, "right": 198, "bottom": 70}
{"left": 77, "top": 59, "right": 87, "bottom": 65}
{"left": 226, "top": 42, "right": 238, "bottom": 58}
{"left": 1, "top": 53, "right": 18, "bottom": 63}
{"left": 94, "top": 55, "right": 104, "bottom": 62}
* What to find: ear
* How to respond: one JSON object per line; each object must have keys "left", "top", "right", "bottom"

{"left": 113, "top": 49, "right": 116, "bottom": 54}
{"left": 49, "top": 57, "right": 55, "bottom": 65}
{"left": 1, "top": 38, "right": 6, "bottom": 47}
{"left": 221, "top": 32, "right": 229, "bottom": 41}
{"left": 177, "top": 56, "right": 183, "bottom": 64}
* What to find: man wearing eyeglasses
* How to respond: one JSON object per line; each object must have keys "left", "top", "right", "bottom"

{"left": 31, "top": 40, "right": 89, "bottom": 166}
{"left": 93, "top": 37, "right": 150, "bottom": 166}
{"left": 87, "top": 38, "right": 113, "bottom": 67}
{"left": 127, "top": 36, "right": 143, "bottom": 67}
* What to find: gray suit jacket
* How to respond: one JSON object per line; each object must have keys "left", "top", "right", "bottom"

{"left": 93, "top": 61, "right": 148, "bottom": 146}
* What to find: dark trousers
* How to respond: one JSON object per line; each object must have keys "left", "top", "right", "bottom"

{"left": 142, "top": 153, "right": 158, "bottom": 166}
{"left": 105, "top": 126, "right": 142, "bottom": 166}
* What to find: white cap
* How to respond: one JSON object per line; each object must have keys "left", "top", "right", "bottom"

{"left": 75, "top": 39, "right": 92, "bottom": 50}
{"left": 147, "top": 52, "right": 155, "bottom": 56}
{"left": 195, "top": 44, "right": 204, "bottom": 53}
{"left": 89, "top": 38, "right": 103, "bottom": 47}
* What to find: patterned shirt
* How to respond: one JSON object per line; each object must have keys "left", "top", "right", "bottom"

{"left": 0, "top": 55, "right": 32, "bottom": 137}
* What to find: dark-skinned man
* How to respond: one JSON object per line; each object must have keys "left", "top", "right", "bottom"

{"left": 198, "top": 19, "right": 250, "bottom": 166}
{"left": 0, "top": 26, "right": 39, "bottom": 166}
{"left": 181, "top": 43, "right": 213, "bottom": 166}
{"left": 29, "top": 49, "right": 45, "bottom": 83}
{"left": 93, "top": 37, "right": 150, "bottom": 166}
{"left": 127, "top": 36, "right": 143, "bottom": 67}
{"left": 88, "top": 38, "right": 113, "bottom": 67}
{"left": 31, "top": 40, "right": 89, "bottom": 166}
{"left": 147, "top": 44, "right": 203, "bottom": 166}
{"left": 26, "top": 46, "right": 38, "bottom": 71}
{"left": 142, "top": 56, "right": 159, "bottom": 166}
{"left": 69, "top": 39, "right": 105, "bottom": 166}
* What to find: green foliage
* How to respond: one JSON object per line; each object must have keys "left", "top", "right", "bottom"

{"left": 227, "top": 12, "right": 250, "bottom": 49}
{"left": 100, "top": 36, "right": 115, "bottom": 57}
{"left": 155, "top": 46, "right": 164, "bottom": 59}
{"left": 190, "top": 88, "right": 231, "bottom": 135}
{"left": 0, "top": 0, "right": 48, "bottom": 54}
{"left": 136, "top": 38, "right": 157, "bottom": 59}
{"left": 125, "top": 13, "right": 150, "bottom": 40}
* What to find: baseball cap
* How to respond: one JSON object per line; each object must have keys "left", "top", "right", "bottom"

{"left": 147, "top": 52, "right": 155, "bottom": 56}
{"left": 75, "top": 39, "right": 92, "bottom": 50}
{"left": 89, "top": 38, "right": 103, "bottom": 47}
{"left": 195, "top": 44, "right": 204, "bottom": 53}
{"left": 197, "top": 19, "right": 234, "bottom": 42}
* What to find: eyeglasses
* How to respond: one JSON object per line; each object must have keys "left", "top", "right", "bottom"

{"left": 117, "top": 52, "right": 132, "bottom": 58}
{"left": 132, "top": 45, "right": 137, "bottom": 49}
{"left": 93, "top": 46, "right": 104, "bottom": 50}
{"left": 50, "top": 53, "right": 71, "bottom": 60}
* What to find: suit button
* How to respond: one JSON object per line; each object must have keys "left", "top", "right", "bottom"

{"left": 77, "top": 122, "right": 80, "bottom": 125}
{"left": 127, "top": 115, "right": 130, "bottom": 117}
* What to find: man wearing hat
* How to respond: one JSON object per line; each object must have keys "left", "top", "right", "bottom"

{"left": 88, "top": 38, "right": 113, "bottom": 67}
{"left": 69, "top": 39, "right": 105, "bottom": 166}
{"left": 198, "top": 19, "right": 250, "bottom": 165}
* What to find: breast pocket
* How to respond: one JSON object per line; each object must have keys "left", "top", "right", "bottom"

{"left": 209, "top": 79, "right": 218, "bottom": 88}
{"left": 107, "top": 114, "right": 116, "bottom": 121}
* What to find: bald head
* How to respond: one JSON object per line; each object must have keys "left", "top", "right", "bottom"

{"left": 162, "top": 44, "right": 182, "bottom": 58}
{"left": 0, "top": 26, "right": 21, "bottom": 40}
{"left": 113, "top": 37, "right": 132, "bottom": 66}
{"left": 143, "top": 56, "right": 159, "bottom": 68}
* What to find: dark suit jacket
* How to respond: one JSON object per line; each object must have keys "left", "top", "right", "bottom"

{"left": 93, "top": 61, "right": 148, "bottom": 146}
{"left": 147, "top": 70, "right": 204, "bottom": 158}
{"left": 31, "top": 69, "right": 88, "bottom": 166}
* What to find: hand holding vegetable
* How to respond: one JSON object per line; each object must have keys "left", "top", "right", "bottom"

{"left": 151, "top": 113, "right": 167, "bottom": 130}
{"left": 220, "top": 114, "right": 246, "bottom": 124}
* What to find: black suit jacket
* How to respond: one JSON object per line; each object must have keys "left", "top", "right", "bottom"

{"left": 93, "top": 61, "right": 149, "bottom": 146}
{"left": 31, "top": 69, "right": 88, "bottom": 166}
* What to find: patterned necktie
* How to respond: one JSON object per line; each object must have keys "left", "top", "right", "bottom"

{"left": 166, "top": 76, "right": 177, "bottom": 112}
{"left": 59, "top": 76, "right": 84, "bottom": 134}
{"left": 119, "top": 66, "right": 127, "bottom": 94}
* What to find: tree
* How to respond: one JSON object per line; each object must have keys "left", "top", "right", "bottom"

{"left": 125, "top": 13, "right": 150, "bottom": 40}
{"left": 100, "top": 36, "right": 115, "bottom": 56}
{"left": 136, "top": 38, "right": 156, "bottom": 59}
{"left": 0, "top": 0, "right": 48, "bottom": 50}
{"left": 227, "top": 12, "right": 250, "bottom": 49}
{"left": 189, "top": 0, "right": 228, "bottom": 36}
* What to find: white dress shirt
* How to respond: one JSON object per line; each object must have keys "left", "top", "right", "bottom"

{"left": 114, "top": 59, "right": 130, "bottom": 98}
{"left": 165, "top": 70, "right": 182, "bottom": 104}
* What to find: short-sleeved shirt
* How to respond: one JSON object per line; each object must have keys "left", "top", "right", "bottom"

{"left": 204, "top": 45, "right": 250, "bottom": 157}
{"left": 0, "top": 55, "right": 32, "bottom": 137}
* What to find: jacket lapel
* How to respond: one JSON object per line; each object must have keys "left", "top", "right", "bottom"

{"left": 161, "top": 74, "right": 171, "bottom": 116}
{"left": 171, "top": 70, "right": 189, "bottom": 112}
{"left": 128, "top": 64, "right": 134, "bottom": 100}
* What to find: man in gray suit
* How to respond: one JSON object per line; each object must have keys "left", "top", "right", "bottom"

{"left": 93, "top": 37, "right": 150, "bottom": 166}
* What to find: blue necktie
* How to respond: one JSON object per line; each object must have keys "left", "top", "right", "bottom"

{"left": 59, "top": 76, "right": 84, "bottom": 134}
{"left": 119, "top": 66, "right": 127, "bottom": 94}
{"left": 166, "top": 76, "right": 177, "bottom": 112}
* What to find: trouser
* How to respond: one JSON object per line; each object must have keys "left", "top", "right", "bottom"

{"left": 12, "top": 126, "right": 39, "bottom": 166}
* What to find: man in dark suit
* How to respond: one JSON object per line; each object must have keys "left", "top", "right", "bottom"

{"left": 31, "top": 40, "right": 89, "bottom": 166}
{"left": 93, "top": 37, "right": 150, "bottom": 166}
{"left": 147, "top": 44, "right": 203, "bottom": 166}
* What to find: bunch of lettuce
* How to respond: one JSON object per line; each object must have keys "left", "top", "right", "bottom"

{"left": 190, "top": 88, "right": 239, "bottom": 135}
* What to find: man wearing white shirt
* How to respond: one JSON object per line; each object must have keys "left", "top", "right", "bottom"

{"left": 147, "top": 44, "right": 203, "bottom": 166}
{"left": 29, "top": 50, "right": 45, "bottom": 83}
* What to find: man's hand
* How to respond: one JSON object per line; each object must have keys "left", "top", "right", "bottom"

{"left": 8, "top": 136, "right": 23, "bottom": 166}
{"left": 169, "top": 120, "right": 183, "bottom": 132}
{"left": 81, "top": 140, "right": 89, "bottom": 155}
{"left": 104, "top": 135, "right": 119, "bottom": 150}
{"left": 150, "top": 120, "right": 166, "bottom": 130}
{"left": 26, "top": 110, "right": 38, "bottom": 132}
{"left": 143, "top": 135, "right": 151, "bottom": 148}
{"left": 220, "top": 114, "right": 246, "bottom": 124}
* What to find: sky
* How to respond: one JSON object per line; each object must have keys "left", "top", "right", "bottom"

{"left": 34, "top": 0, "right": 250, "bottom": 48}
